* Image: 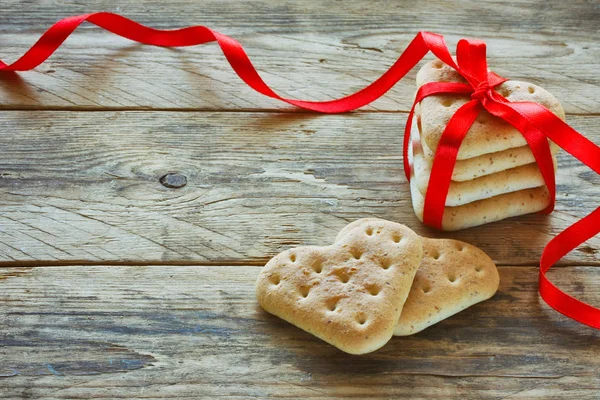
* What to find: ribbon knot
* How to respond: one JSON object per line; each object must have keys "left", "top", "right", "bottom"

{"left": 471, "top": 81, "right": 492, "bottom": 101}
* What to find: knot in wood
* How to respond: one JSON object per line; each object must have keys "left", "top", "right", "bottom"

{"left": 160, "top": 173, "right": 187, "bottom": 189}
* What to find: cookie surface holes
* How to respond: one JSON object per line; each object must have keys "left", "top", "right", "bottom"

{"left": 270, "top": 274, "right": 281, "bottom": 285}
{"left": 448, "top": 275, "right": 457, "bottom": 283}
{"left": 392, "top": 233, "right": 402, "bottom": 243}
{"left": 498, "top": 88, "right": 511, "bottom": 98}
{"left": 326, "top": 298, "right": 338, "bottom": 311}
{"left": 422, "top": 285, "right": 431, "bottom": 294}
{"left": 475, "top": 267, "right": 482, "bottom": 272}
{"left": 431, "top": 250, "right": 441, "bottom": 260}
{"left": 313, "top": 261, "right": 323, "bottom": 274}
{"left": 433, "top": 61, "right": 443, "bottom": 69}
{"left": 380, "top": 259, "right": 391, "bottom": 270}
{"left": 528, "top": 86, "right": 535, "bottom": 94}
{"left": 300, "top": 286, "right": 310, "bottom": 298}
{"left": 476, "top": 114, "right": 488, "bottom": 124}
{"left": 350, "top": 248, "right": 362, "bottom": 260}
{"left": 357, "top": 314, "right": 367, "bottom": 325}
{"left": 334, "top": 269, "right": 351, "bottom": 283}
{"left": 441, "top": 98, "right": 453, "bottom": 107}
{"left": 290, "top": 253, "right": 296, "bottom": 262}
{"left": 365, "top": 227, "right": 373, "bottom": 236}
{"left": 366, "top": 284, "right": 380, "bottom": 296}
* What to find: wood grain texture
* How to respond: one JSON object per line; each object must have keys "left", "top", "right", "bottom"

{"left": 0, "top": 111, "right": 598, "bottom": 265}
{"left": 0, "top": 0, "right": 598, "bottom": 113}
{"left": 0, "top": 1, "right": 599, "bottom": 398}
{"left": 0, "top": 265, "right": 599, "bottom": 399}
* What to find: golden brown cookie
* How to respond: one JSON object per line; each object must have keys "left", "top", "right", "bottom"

{"left": 256, "top": 219, "right": 423, "bottom": 354}
{"left": 337, "top": 219, "right": 500, "bottom": 333}
{"left": 416, "top": 60, "right": 565, "bottom": 160}
{"left": 395, "top": 237, "right": 499, "bottom": 335}
{"left": 411, "top": 125, "right": 557, "bottom": 206}
{"left": 407, "top": 130, "right": 552, "bottom": 230}
{"left": 418, "top": 116, "right": 560, "bottom": 182}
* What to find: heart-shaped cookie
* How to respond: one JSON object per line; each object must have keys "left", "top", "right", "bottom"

{"left": 415, "top": 60, "right": 565, "bottom": 160}
{"left": 411, "top": 119, "right": 558, "bottom": 207}
{"left": 406, "top": 131, "right": 552, "bottom": 231}
{"left": 337, "top": 218, "right": 500, "bottom": 335}
{"left": 416, "top": 109, "right": 560, "bottom": 182}
{"left": 394, "top": 237, "right": 499, "bottom": 335}
{"left": 256, "top": 220, "right": 423, "bottom": 354}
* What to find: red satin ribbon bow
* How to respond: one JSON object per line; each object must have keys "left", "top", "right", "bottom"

{"left": 1, "top": 12, "right": 599, "bottom": 329}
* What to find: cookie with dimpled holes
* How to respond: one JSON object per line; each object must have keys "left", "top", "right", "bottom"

{"left": 256, "top": 219, "right": 423, "bottom": 354}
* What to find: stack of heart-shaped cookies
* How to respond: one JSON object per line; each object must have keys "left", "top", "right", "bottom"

{"left": 409, "top": 61, "right": 564, "bottom": 230}
{"left": 256, "top": 218, "right": 499, "bottom": 354}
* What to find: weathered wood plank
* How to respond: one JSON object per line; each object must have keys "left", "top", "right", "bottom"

{"left": 0, "top": 0, "right": 598, "bottom": 113}
{"left": 0, "top": 111, "right": 598, "bottom": 265}
{"left": 0, "top": 265, "right": 598, "bottom": 398}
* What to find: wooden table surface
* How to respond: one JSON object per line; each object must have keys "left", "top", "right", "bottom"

{"left": 1, "top": 1, "right": 599, "bottom": 398}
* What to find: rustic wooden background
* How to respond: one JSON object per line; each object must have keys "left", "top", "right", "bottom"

{"left": 1, "top": 0, "right": 599, "bottom": 398}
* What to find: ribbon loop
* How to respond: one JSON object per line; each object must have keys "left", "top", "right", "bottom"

{"left": 456, "top": 38, "right": 489, "bottom": 87}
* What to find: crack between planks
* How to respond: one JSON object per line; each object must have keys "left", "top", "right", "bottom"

{"left": 0, "top": 105, "right": 408, "bottom": 113}
{"left": 0, "top": 105, "right": 598, "bottom": 116}
{"left": 0, "top": 260, "right": 598, "bottom": 268}
{"left": 0, "top": 259, "right": 270, "bottom": 268}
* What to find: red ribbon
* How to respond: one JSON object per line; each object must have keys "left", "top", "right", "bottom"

{"left": 1, "top": 12, "right": 598, "bottom": 329}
